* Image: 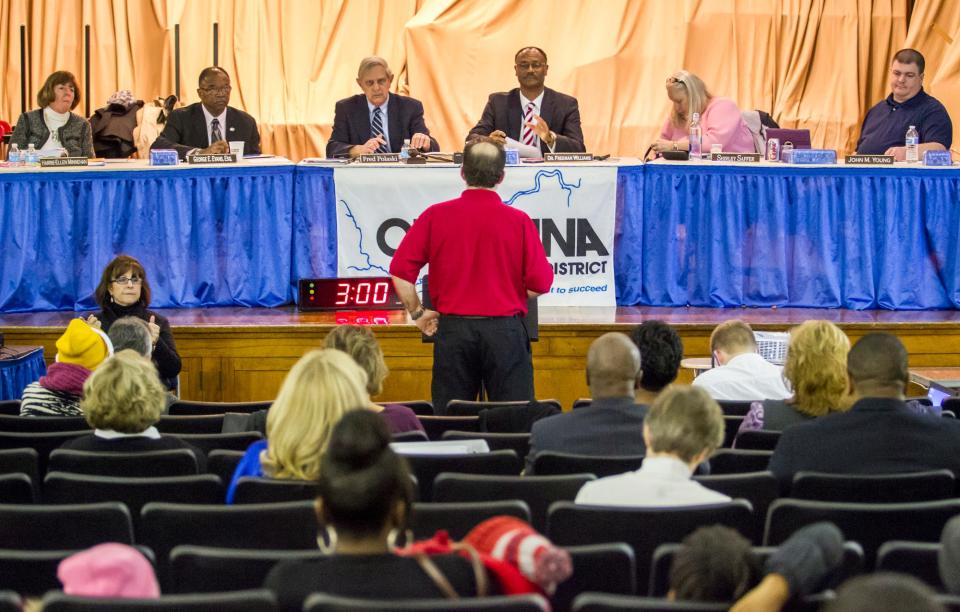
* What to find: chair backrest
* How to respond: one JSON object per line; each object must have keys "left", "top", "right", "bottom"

{"left": 155, "top": 414, "right": 226, "bottom": 434}
{"left": 876, "top": 541, "right": 943, "bottom": 590}
{"left": 48, "top": 449, "right": 200, "bottom": 477}
{"left": 552, "top": 543, "right": 636, "bottom": 612}
{"left": 649, "top": 541, "right": 864, "bottom": 597}
{"left": 547, "top": 500, "right": 754, "bottom": 589}
{"left": 41, "top": 589, "right": 278, "bottom": 612}
{"left": 716, "top": 400, "right": 754, "bottom": 417}
{"left": 409, "top": 500, "right": 531, "bottom": 540}
{"left": 532, "top": 452, "right": 643, "bottom": 478}
{"left": 168, "top": 400, "right": 272, "bottom": 415}
{"left": 140, "top": 501, "right": 318, "bottom": 568}
{"left": 733, "top": 429, "right": 781, "bottom": 451}
{"left": 721, "top": 416, "right": 745, "bottom": 448}
{"left": 303, "top": 593, "right": 549, "bottom": 611}
{"left": 446, "top": 399, "right": 562, "bottom": 417}
{"left": 404, "top": 450, "right": 522, "bottom": 500}
{"left": 393, "top": 430, "right": 430, "bottom": 443}
{"left": 171, "top": 432, "right": 263, "bottom": 454}
{"left": 764, "top": 498, "right": 960, "bottom": 565}
{"left": 233, "top": 477, "right": 320, "bottom": 504}
{"left": 0, "top": 546, "right": 156, "bottom": 598}
{"left": 0, "top": 415, "right": 88, "bottom": 432}
{"left": 944, "top": 397, "right": 960, "bottom": 414}
{"left": 0, "top": 591, "right": 21, "bottom": 612}
{"left": 207, "top": 449, "right": 244, "bottom": 484}
{"left": 0, "top": 447, "right": 40, "bottom": 487}
{"left": 0, "top": 502, "right": 133, "bottom": 548}
{"left": 693, "top": 472, "right": 779, "bottom": 541}
{"left": 0, "top": 400, "right": 20, "bottom": 416}
{"left": 441, "top": 431, "right": 531, "bottom": 459}
{"left": 790, "top": 470, "right": 956, "bottom": 503}
{"left": 572, "top": 593, "right": 730, "bottom": 611}
{"left": 376, "top": 400, "right": 434, "bottom": 416}
{"left": 168, "top": 545, "right": 327, "bottom": 594}
{"left": 708, "top": 449, "right": 772, "bottom": 475}
{"left": 432, "top": 472, "right": 595, "bottom": 532}
{"left": 0, "top": 473, "right": 35, "bottom": 503}
{"left": 0, "top": 431, "right": 93, "bottom": 474}
{"left": 417, "top": 416, "right": 480, "bottom": 440}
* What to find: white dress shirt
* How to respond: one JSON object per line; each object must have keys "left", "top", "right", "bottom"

{"left": 519, "top": 91, "right": 557, "bottom": 153}
{"left": 201, "top": 105, "right": 228, "bottom": 146}
{"left": 692, "top": 352, "right": 791, "bottom": 401}
{"left": 575, "top": 456, "right": 731, "bottom": 507}
{"left": 367, "top": 94, "right": 391, "bottom": 152}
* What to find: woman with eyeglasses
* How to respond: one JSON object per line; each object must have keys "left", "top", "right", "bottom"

{"left": 652, "top": 70, "right": 755, "bottom": 155}
{"left": 9, "top": 70, "right": 94, "bottom": 158}
{"left": 88, "top": 255, "right": 181, "bottom": 391}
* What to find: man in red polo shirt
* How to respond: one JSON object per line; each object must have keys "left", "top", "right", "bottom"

{"left": 390, "top": 137, "right": 554, "bottom": 414}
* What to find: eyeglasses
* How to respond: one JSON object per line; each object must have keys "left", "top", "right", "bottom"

{"left": 112, "top": 276, "right": 142, "bottom": 285}
{"left": 200, "top": 86, "right": 232, "bottom": 95}
{"left": 516, "top": 62, "right": 545, "bottom": 70}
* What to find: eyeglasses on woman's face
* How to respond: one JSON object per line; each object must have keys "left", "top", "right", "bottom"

{"left": 112, "top": 276, "right": 142, "bottom": 286}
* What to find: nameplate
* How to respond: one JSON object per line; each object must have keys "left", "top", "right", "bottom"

{"left": 710, "top": 152, "right": 761, "bottom": 163}
{"left": 359, "top": 153, "right": 401, "bottom": 163}
{"left": 187, "top": 153, "right": 237, "bottom": 164}
{"left": 924, "top": 150, "right": 953, "bottom": 166}
{"left": 845, "top": 154, "right": 894, "bottom": 165}
{"left": 39, "top": 157, "right": 88, "bottom": 167}
{"left": 150, "top": 149, "right": 179, "bottom": 166}
{"left": 544, "top": 153, "right": 594, "bottom": 162}
{"left": 782, "top": 149, "right": 837, "bottom": 164}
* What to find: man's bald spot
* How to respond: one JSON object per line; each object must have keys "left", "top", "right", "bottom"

{"left": 587, "top": 332, "right": 641, "bottom": 383}
{"left": 467, "top": 140, "right": 500, "bottom": 164}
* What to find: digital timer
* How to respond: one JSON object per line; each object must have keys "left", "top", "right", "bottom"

{"left": 298, "top": 277, "right": 405, "bottom": 311}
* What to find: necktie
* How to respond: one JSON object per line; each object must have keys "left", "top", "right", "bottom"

{"left": 210, "top": 118, "right": 223, "bottom": 145}
{"left": 371, "top": 107, "right": 388, "bottom": 153}
{"left": 521, "top": 102, "right": 538, "bottom": 147}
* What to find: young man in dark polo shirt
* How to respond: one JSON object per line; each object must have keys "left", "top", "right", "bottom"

{"left": 856, "top": 48, "right": 952, "bottom": 159}
{"left": 389, "top": 137, "right": 554, "bottom": 414}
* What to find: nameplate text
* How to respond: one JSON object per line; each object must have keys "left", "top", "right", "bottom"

{"left": 544, "top": 153, "right": 594, "bottom": 162}
{"left": 359, "top": 153, "right": 401, "bottom": 163}
{"left": 845, "top": 155, "right": 894, "bottom": 165}
{"left": 710, "top": 153, "right": 761, "bottom": 163}
{"left": 39, "top": 157, "right": 88, "bottom": 167}
{"left": 187, "top": 154, "right": 237, "bottom": 164}
{"left": 924, "top": 150, "right": 953, "bottom": 166}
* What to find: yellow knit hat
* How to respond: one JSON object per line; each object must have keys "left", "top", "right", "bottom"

{"left": 55, "top": 319, "right": 114, "bottom": 371}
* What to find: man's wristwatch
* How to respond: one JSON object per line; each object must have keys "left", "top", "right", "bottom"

{"left": 410, "top": 306, "right": 426, "bottom": 321}
{"left": 548, "top": 131, "right": 558, "bottom": 146}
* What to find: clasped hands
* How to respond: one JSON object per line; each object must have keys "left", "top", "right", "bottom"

{"left": 351, "top": 132, "right": 431, "bottom": 157}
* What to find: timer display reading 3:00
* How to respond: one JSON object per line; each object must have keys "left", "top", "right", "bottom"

{"left": 299, "top": 277, "right": 405, "bottom": 311}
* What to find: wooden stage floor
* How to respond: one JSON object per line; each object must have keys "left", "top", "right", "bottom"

{"left": 3, "top": 306, "right": 959, "bottom": 407}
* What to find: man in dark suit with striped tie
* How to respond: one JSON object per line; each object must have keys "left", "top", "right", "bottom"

{"left": 467, "top": 47, "right": 585, "bottom": 154}
{"left": 325, "top": 56, "right": 439, "bottom": 158}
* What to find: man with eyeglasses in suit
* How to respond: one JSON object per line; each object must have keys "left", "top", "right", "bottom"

{"left": 151, "top": 66, "right": 261, "bottom": 160}
{"left": 467, "top": 47, "right": 585, "bottom": 154}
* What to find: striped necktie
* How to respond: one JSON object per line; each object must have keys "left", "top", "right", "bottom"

{"left": 210, "top": 118, "right": 223, "bottom": 145}
{"left": 371, "top": 107, "right": 388, "bottom": 153}
{"left": 521, "top": 102, "right": 538, "bottom": 148}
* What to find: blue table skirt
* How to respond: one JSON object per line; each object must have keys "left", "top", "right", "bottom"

{"left": 0, "top": 347, "right": 46, "bottom": 401}
{"left": 3, "top": 163, "right": 959, "bottom": 312}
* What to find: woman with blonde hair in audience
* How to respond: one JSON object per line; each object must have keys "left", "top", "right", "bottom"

{"left": 652, "top": 70, "right": 755, "bottom": 155}
{"left": 737, "top": 320, "right": 851, "bottom": 436}
{"left": 59, "top": 350, "right": 204, "bottom": 469}
{"left": 226, "top": 348, "right": 369, "bottom": 503}
{"left": 324, "top": 325, "right": 424, "bottom": 434}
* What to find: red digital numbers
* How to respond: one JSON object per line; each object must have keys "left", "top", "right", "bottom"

{"left": 373, "top": 281, "right": 389, "bottom": 304}
{"left": 355, "top": 282, "right": 371, "bottom": 305}
{"left": 335, "top": 282, "right": 351, "bottom": 305}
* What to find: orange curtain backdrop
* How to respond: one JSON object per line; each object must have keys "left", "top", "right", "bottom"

{"left": 0, "top": 0, "right": 947, "bottom": 160}
{"left": 904, "top": 0, "right": 960, "bottom": 155}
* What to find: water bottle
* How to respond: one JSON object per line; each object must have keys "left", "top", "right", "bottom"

{"left": 905, "top": 125, "right": 919, "bottom": 163}
{"left": 25, "top": 143, "right": 38, "bottom": 165}
{"left": 688, "top": 113, "right": 702, "bottom": 159}
{"left": 400, "top": 138, "right": 412, "bottom": 161}
{"left": 7, "top": 143, "right": 20, "bottom": 165}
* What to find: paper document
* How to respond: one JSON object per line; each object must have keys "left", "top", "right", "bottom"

{"left": 505, "top": 137, "right": 542, "bottom": 158}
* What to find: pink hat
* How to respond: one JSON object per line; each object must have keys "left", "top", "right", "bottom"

{"left": 57, "top": 543, "right": 160, "bottom": 598}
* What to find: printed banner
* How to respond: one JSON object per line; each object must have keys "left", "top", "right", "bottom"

{"left": 335, "top": 165, "right": 617, "bottom": 306}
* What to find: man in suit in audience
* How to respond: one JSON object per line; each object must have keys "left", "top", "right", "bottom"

{"left": 692, "top": 319, "right": 791, "bottom": 401}
{"left": 525, "top": 332, "right": 646, "bottom": 473}
{"left": 151, "top": 66, "right": 261, "bottom": 160}
{"left": 769, "top": 332, "right": 960, "bottom": 490}
{"left": 326, "top": 56, "right": 439, "bottom": 158}
{"left": 467, "top": 47, "right": 585, "bottom": 154}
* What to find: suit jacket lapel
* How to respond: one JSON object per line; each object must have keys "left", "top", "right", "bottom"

{"left": 192, "top": 104, "right": 208, "bottom": 147}
{"left": 352, "top": 95, "right": 372, "bottom": 144}
{"left": 387, "top": 96, "right": 403, "bottom": 153}
{"left": 538, "top": 88, "right": 557, "bottom": 153}
{"left": 507, "top": 89, "right": 522, "bottom": 141}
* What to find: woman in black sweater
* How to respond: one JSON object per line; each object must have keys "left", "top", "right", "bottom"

{"left": 88, "top": 255, "right": 181, "bottom": 390}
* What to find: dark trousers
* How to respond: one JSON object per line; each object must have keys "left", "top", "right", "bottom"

{"left": 431, "top": 315, "right": 534, "bottom": 415}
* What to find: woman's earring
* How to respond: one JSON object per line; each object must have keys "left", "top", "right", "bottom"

{"left": 318, "top": 525, "right": 338, "bottom": 554}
